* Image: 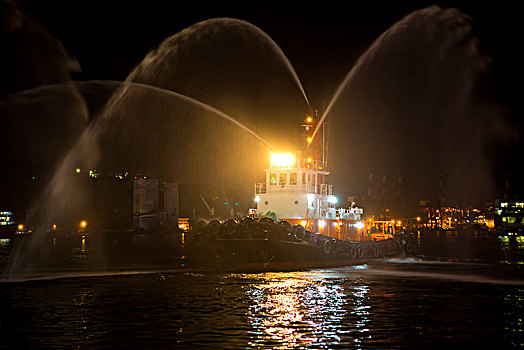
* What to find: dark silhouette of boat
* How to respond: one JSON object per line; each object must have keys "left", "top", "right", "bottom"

{"left": 185, "top": 217, "right": 417, "bottom": 272}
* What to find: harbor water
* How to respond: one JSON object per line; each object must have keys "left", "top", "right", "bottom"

{"left": 0, "top": 229, "right": 523, "bottom": 349}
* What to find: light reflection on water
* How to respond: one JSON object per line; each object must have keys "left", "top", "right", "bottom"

{"left": 0, "top": 231, "right": 523, "bottom": 348}
{"left": 0, "top": 264, "right": 523, "bottom": 348}
{"left": 498, "top": 235, "right": 524, "bottom": 262}
{"left": 246, "top": 272, "right": 371, "bottom": 349}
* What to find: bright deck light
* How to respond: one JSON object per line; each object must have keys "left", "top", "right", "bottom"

{"left": 270, "top": 153, "right": 295, "bottom": 167}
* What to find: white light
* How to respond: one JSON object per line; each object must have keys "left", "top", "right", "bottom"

{"left": 270, "top": 153, "right": 295, "bottom": 167}
{"left": 319, "top": 220, "right": 326, "bottom": 228}
{"left": 328, "top": 195, "right": 338, "bottom": 204}
{"left": 254, "top": 196, "right": 260, "bottom": 203}
{"left": 355, "top": 222, "right": 364, "bottom": 229}
{"left": 307, "top": 194, "right": 315, "bottom": 207}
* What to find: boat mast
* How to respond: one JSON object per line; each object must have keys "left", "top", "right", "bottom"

{"left": 303, "top": 108, "right": 328, "bottom": 183}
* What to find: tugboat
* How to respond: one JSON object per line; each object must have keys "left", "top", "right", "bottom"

{"left": 186, "top": 110, "right": 416, "bottom": 271}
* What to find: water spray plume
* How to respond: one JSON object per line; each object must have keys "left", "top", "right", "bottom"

{"left": 118, "top": 80, "right": 277, "bottom": 151}
{"left": 224, "top": 18, "right": 311, "bottom": 110}
{"left": 1, "top": 79, "right": 277, "bottom": 151}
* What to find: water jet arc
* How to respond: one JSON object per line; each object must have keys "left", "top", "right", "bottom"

{"left": 1, "top": 79, "right": 277, "bottom": 151}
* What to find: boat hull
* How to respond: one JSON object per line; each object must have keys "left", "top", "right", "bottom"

{"left": 185, "top": 218, "right": 416, "bottom": 272}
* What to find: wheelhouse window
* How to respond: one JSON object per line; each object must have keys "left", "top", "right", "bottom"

{"left": 290, "top": 173, "right": 297, "bottom": 185}
{"left": 270, "top": 173, "right": 277, "bottom": 185}
{"left": 279, "top": 173, "right": 287, "bottom": 185}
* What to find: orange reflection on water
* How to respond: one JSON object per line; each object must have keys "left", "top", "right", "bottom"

{"left": 247, "top": 277, "right": 310, "bottom": 348}
{"left": 81, "top": 236, "right": 87, "bottom": 254}
{"left": 246, "top": 274, "right": 348, "bottom": 348}
{"left": 259, "top": 279, "right": 305, "bottom": 346}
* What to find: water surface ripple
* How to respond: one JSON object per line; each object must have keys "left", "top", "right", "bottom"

{"left": 1, "top": 231, "right": 523, "bottom": 349}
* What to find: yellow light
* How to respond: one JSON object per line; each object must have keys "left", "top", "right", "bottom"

{"left": 18, "top": 224, "right": 24, "bottom": 230}
{"left": 307, "top": 137, "right": 312, "bottom": 143}
{"left": 270, "top": 153, "right": 295, "bottom": 167}
{"left": 80, "top": 220, "right": 87, "bottom": 228}
{"left": 397, "top": 220, "right": 401, "bottom": 225}
{"left": 391, "top": 220, "right": 395, "bottom": 223}
{"left": 416, "top": 217, "right": 421, "bottom": 222}
{"left": 307, "top": 158, "right": 312, "bottom": 163}
{"left": 306, "top": 117, "right": 313, "bottom": 123}
{"left": 301, "top": 220, "right": 307, "bottom": 227}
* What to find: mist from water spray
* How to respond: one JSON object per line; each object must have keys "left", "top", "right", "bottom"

{"left": 130, "top": 18, "right": 310, "bottom": 111}
{"left": 3, "top": 16, "right": 317, "bottom": 280}
{"left": 27, "top": 78, "right": 278, "bottom": 231}
{"left": 309, "top": 6, "right": 485, "bottom": 148}
{"left": 95, "top": 17, "right": 312, "bottom": 192}
{"left": 304, "top": 6, "right": 513, "bottom": 210}
{"left": 2, "top": 80, "right": 276, "bottom": 150}
{"left": 1, "top": 77, "right": 280, "bottom": 281}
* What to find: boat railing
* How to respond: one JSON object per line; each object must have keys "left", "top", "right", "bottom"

{"left": 298, "top": 158, "right": 328, "bottom": 171}
{"left": 255, "top": 182, "right": 332, "bottom": 195}
{"left": 336, "top": 207, "right": 363, "bottom": 220}
{"left": 255, "top": 183, "right": 266, "bottom": 195}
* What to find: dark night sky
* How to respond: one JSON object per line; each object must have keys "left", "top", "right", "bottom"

{"left": 1, "top": 0, "right": 523, "bottom": 215}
